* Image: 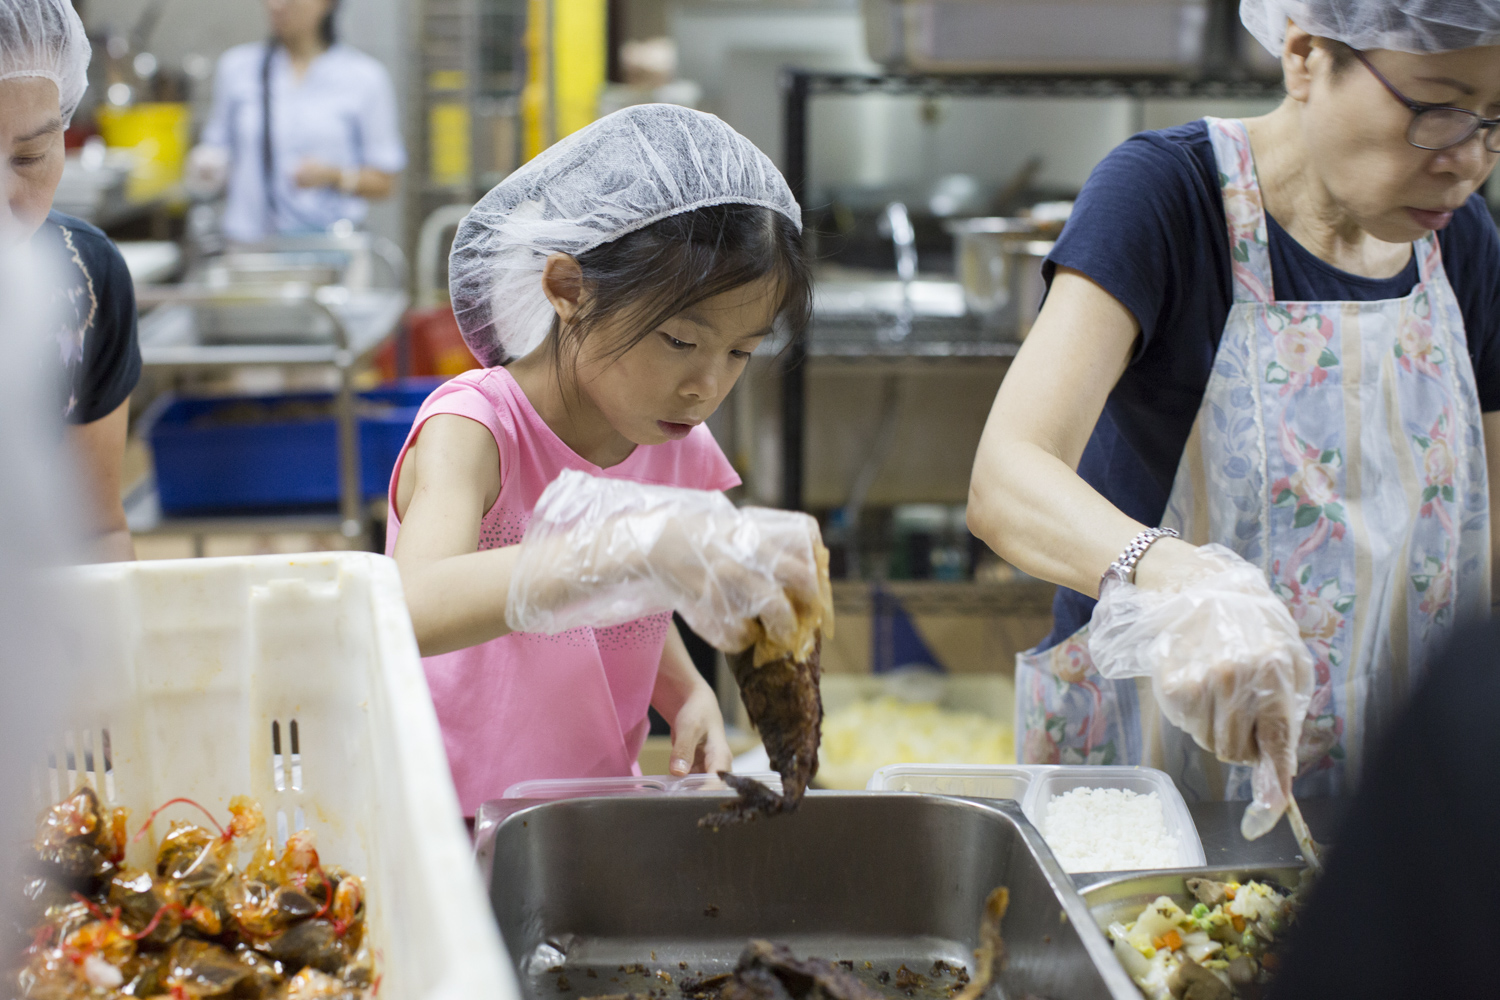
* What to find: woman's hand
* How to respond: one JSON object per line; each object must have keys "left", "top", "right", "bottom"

{"left": 293, "top": 159, "right": 342, "bottom": 190}
{"left": 1088, "top": 544, "right": 1315, "bottom": 838}
{"left": 293, "top": 159, "right": 397, "bottom": 199}
{"left": 506, "top": 470, "right": 825, "bottom": 653}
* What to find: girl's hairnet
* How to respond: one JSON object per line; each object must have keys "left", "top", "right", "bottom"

{"left": 0, "top": 0, "right": 91, "bottom": 125}
{"left": 1242, "top": 0, "right": 1500, "bottom": 55}
{"left": 449, "top": 104, "right": 802, "bottom": 367}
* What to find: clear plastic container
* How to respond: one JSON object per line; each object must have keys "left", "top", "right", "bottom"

{"left": 866, "top": 763, "right": 1047, "bottom": 802}
{"left": 1022, "top": 765, "right": 1205, "bottom": 870}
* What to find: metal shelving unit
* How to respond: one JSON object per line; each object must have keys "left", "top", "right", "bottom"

{"left": 410, "top": 0, "right": 527, "bottom": 262}
{"left": 776, "top": 69, "right": 1288, "bottom": 512}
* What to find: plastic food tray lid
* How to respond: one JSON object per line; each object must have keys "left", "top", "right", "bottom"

{"left": 866, "top": 763, "right": 1048, "bottom": 802}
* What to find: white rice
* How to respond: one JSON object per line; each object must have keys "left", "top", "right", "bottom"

{"left": 1040, "top": 786, "right": 1181, "bottom": 873}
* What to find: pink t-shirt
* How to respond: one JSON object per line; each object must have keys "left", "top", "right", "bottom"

{"left": 386, "top": 366, "right": 741, "bottom": 815}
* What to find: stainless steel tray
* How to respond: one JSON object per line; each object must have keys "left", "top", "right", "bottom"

{"left": 478, "top": 792, "right": 1140, "bottom": 1000}
{"left": 1081, "top": 864, "right": 1307, "bottom": 931}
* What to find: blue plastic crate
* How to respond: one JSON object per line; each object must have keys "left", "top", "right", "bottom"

{"left": 145, "top": 379, "right": 446, "bottom": 515}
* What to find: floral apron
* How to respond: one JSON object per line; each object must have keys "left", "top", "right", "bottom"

{"left": 1016, "top": 118, "right": 1490, "bottom": 802}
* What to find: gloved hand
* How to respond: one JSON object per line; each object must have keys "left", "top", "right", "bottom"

{"left": 506, "top": 469, "right": 826, "bottom": 653}
{"left": 1087, "top": 544, "right": 1315, "bottom": 840}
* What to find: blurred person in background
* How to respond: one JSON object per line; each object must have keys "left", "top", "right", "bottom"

{"left": 187, "top": 0, "right": 406, "bottom": 242}
{"left": 2, "top": 0, "right": 138, "bottom": 562}
{"left": 967, "top": 0, "right": 1500, "bottom": 838}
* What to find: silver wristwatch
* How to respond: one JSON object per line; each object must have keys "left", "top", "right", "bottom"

{"left": 1102, "top": 527, "right": 1180, "bottom": 589}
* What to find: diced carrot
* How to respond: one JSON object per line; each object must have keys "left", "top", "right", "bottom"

{"left": 1231, "top": 915, "right": 1246, "bottom": 933}
{"left": 1224, "top": 885, "right": 1238, "bottom": 900}
{"left": 1152, "top": 930, "right": 1184, "bottom": 952}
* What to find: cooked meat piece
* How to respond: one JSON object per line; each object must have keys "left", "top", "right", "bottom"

{"left": 721, "top": 967, "right": 797, "bottom": 1000}
{"left": 1167, "top": 959, "right": 1232, "bottom": 1000}
{"left": 680, "top": 973, "right": 733, "bottom": 998}
{"left": 731, "top": 940, "right": 880, "bottom": 1000}
{"left": 1184, "top": 879, "right": 1230, "bottom": 909}
{"left": 1225, "top": 956, "right": 1262, "bottom": 1000}
{"left": 892, "top": 966, "right": 926, "bottom": 990}
{"left": 701, "top": 537, "right": 832, "bottom": 829}
{"left": 699, "top": 638, "right": 824, "bottom": 829}
{"left": 951, "top": 888, "right": 1009, "bottom": 1000}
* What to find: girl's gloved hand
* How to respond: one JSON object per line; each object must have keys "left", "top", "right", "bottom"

{"left": 1087, "top": 543, "right": 1315, "bottom": 840}
{"left": 505, "top": 469, "right": 825, "bottom": 653}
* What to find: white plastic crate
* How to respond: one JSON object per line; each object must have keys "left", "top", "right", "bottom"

{"left": 41, "top": 552, "right": 515, "bottom": 1000}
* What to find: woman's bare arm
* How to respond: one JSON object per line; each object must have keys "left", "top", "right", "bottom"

{"left": 392, "top": 413, "right": 523, "bottom": 656}
{"left": 67, "top": 399, "right": 134, "bottom": 563}
{"left": 967, "top": 267, "right": 1209, "bottom": 597}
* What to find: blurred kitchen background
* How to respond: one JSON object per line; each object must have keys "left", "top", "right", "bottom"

{"left": 58, "top": 0, "right": 1500, "bottom": 779}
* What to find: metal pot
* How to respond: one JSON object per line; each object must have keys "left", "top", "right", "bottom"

{"left": 945, "top": 217, "right": 1057, "bottom": 341}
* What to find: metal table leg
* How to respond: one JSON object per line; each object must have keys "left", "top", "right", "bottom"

{"left": 335, "top": 359, "right": 366, "bottom": 549}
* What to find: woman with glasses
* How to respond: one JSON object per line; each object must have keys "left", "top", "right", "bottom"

{"left": 967, "top": 0, "right": 1500, "bottom": 835}
{"left": 187, "top": 0, "right": 405, "bottom": 241}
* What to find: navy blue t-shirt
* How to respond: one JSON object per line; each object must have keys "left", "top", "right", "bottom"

{"left": 1042, "top": 120, "right": 1500, "bottom": 649}
{"left": 34, "top": 211, "right": 141, "bottom": 425}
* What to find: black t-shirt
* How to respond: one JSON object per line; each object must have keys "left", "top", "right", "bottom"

{"left": 33, "top": 211, "right": 142, "bottom": 425}
{"left": 1042, "top": 120, "right": 1500, "bottom": 649}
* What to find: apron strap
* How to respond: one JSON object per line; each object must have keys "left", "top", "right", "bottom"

{"left": 1413, "top": 232, "right": 1444, "bottom": 287}
{"left": 1204, "top": 117, "right": 1274, "bottom": 305}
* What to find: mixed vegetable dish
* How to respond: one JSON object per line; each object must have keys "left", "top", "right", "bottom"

{"left": 11, "top": 786, "right": 375, "bottom": 1000}
{"left": 1107, "top": 877, "right": 1297, "bottom": 1000}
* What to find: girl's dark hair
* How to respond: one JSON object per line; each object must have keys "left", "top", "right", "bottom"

{"left": 546, "top": 202, "right": 811, "bottom": 377}
{"left": 319, "top": 0, "right": 338, "bottom": 45}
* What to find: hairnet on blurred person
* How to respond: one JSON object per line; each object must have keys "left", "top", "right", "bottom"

{"left": 448, "top": 103, "right": 802, "bottom": 367}
{"left": 1241, "top": 0, "right": 1500, "bottom": 54}
{"left": 0, "top": 0, "right": 90, "bottom": 124}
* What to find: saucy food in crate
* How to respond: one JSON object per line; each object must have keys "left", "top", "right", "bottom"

{"left": 15, "top": 785, "right": 376, "bottom": 1000}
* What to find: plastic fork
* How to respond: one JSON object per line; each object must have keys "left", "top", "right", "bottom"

{"left": 1286, "top": 794, "right": 1325, "bottom": 875}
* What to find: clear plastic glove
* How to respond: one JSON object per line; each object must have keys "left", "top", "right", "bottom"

{"left": 506, "top": 469, "right": 824, "bottom": 653}
{"left": 1087, "top": 544, "right": 1314, "bottom": 840}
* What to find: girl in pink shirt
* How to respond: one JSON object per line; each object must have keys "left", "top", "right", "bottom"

{"left": 386, "top": 105, "right": 822, "bottom": 816}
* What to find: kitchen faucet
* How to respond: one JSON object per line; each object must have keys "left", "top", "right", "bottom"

{"left": 880, "top": 201, "right": 917, "bottom": 341}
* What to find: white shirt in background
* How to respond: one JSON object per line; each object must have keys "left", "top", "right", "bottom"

{"left": 199, "top": 41, "right": 407, "bottom": 243}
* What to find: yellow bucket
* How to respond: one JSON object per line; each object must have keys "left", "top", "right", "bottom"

{"left": 96, "top": 102, "right": 190, "bottom": 202}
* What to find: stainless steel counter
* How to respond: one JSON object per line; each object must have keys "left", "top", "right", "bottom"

{"left": 130, "top": 287, "right": 409, "bottom": 549}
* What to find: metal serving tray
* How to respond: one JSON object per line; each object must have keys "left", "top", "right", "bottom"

{"left": 1082, "top": 865, "right": 1307, "bottom": 931}
{"left": 479, "top": 792, "right": 1140, "bottom": 1000}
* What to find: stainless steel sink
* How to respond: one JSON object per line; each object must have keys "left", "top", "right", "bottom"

{"left": 479, "top": 792, "right": 1138, "bottom": 1000}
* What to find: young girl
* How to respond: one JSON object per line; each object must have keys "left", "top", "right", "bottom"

{"left": 387, "top": 104, "right": 823, "bottom": 816}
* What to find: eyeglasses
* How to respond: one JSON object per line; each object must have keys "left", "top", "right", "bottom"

{"left": 1353, "top": 50, "right": 1500, "bottom": 154}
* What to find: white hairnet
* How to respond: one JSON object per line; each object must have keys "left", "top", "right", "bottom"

{"left": 1242, "top": 0, "right": 1500, "bottom": 55}
{"left": 449, "top": 103, "right": 802, "bottom": 367}
{"left": 0, "top": 0, "right": 91, "bottom": 125}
